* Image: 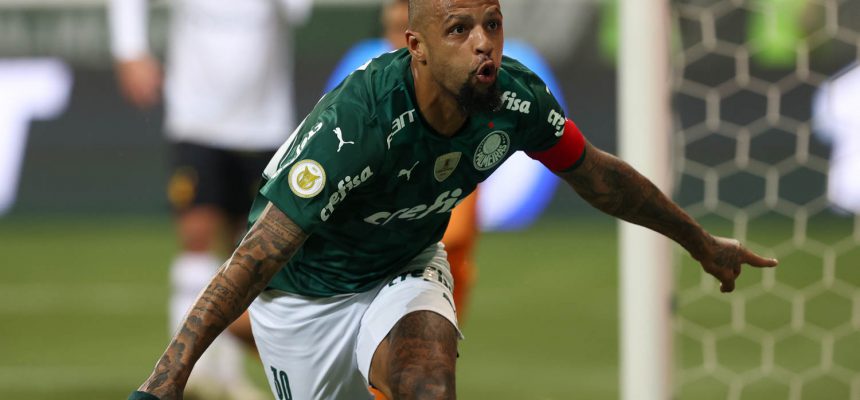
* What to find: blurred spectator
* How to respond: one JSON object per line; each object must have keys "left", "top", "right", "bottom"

{"left": 108, "top": 0, "right": 311, "bottom": 398}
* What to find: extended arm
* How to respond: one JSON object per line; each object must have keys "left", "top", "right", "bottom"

{"left": 108, "top": 0, "right": 162, "bottom": 109}
{"left": 558, "top": 141, "right": 777, "bottom": 292}
{"left": 137, "top": 203, "right": 306, "bottom": 399}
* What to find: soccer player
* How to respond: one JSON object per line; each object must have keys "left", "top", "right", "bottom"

{"left": 109, "top": 0, "right": 311, "bottom": 398}
{"left": 324, "top": 0, "right": 571, "bottom": 323}
{"left": 128, "top": 1, "right": 778, "bottom": 399}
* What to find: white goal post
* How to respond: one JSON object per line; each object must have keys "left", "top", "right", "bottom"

{"left": 618, "top": 1, "right": 673, "bottom": 400}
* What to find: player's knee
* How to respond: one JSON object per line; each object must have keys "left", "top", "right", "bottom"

{"left": 388, "top": 363, "right": 455, "bottom": 400}
{"left": 382, "top": 311, "right": 458, "bottom": 399}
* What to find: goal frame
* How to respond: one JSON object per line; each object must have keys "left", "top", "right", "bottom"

{"left": 618, "top": 1, "right": 673, "bottom": 399}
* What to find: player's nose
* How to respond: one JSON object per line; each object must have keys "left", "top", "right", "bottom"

{"left": 472, "top": 27, "right": 494, "bottom": 56}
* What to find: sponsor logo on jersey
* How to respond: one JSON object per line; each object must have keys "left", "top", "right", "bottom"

{"left": 387, "top": 109, "right": 417, "bottom": 149}
{"left": 265, "top": 117, "right": 308, "bottom": 179}
{"left": 548, "top": 109, "right": 565, "bottom": 137}
{"left": 501, "top": 91, "right": 532, "bottom": 114}
{"left": 320, "top": 166, "right": 373, "bottom": 222}
{"left": 332, "top": 127, "right": 355, "bottom": 152}
{"left": 434, "top": 152, "right": 461, "bottom": 182}
{"left": 269, "top": 119, "right": 338, "bottom": 178}
{"left": 398, "top": 161, "right": 420, "bottom": 181}
{"left": 363, "top": 188, "right": 465, "bottom": 226}
{"left": 288, "top": 160, "right": 326, "bottom": 198}
{"left": 473, "top": 131, "right": 510, "bottom": 171}
{"left": 297, "top": 121, "right": 324, "bottom": 155}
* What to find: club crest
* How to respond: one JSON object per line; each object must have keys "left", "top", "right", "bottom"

{"left": 288, "top": 159, "right": 326, "bottom": 198}
{"left": 434, "top": 152, "right": 462, "bottom": 182}
{"left": 473, "top": 131, "right": 510, "bottom": 171}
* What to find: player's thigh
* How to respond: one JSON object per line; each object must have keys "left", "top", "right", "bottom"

{"left": 357, "top": 244, "right": 461, "bottom": 396}
{"left": 249, "top": 290, "right": 375, "bottom": 400}
{"left": 369, "top": 310, "right": 458, "bottom": 398}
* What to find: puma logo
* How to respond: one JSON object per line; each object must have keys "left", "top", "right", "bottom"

{"left": 398, "top": 161, "right": 420, "bottom": 181}
{"left": 333, "top": 127, "right": 355, "bottom": 152}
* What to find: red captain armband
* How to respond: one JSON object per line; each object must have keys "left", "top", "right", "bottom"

{"left": 526, "top": 118, "right": 587, "bottom": 172}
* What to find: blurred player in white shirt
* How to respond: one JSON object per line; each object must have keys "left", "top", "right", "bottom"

{"left": 109, "top": 1, "right": 312, "bottom": 399}
{"left": 813, "top": 63, "right": 860, "bottom": 214}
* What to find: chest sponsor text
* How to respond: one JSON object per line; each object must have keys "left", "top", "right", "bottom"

{"left": 363, "top": 188, "right": 465, "bottom": 226}
{"left": 320, "top": 166, "right": 373, "bottom": 221}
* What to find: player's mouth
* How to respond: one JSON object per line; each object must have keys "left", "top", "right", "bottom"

{"left": 475, "top": 61, "right": 497, "bottom": 85}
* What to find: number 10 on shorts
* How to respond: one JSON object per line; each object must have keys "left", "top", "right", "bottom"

{"left": 270, "top": 366, "right": 293, "bottom": 400}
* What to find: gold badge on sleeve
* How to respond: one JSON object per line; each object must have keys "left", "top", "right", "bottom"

{"left": 288, "top": 160, "right": 326, "bottom": 198}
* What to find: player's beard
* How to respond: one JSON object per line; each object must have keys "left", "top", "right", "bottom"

{"left": 455, "top": 78, "right": 502, "bottom": 116}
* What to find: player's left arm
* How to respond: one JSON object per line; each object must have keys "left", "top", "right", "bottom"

{"left": 527, "top": 116, "right": 777, "bottom": 292}
{"left": 517, "top": 69, "right": 776, "bottom": 291}
{"left": 556, "top": 134, "right": 778, "bottom": 292}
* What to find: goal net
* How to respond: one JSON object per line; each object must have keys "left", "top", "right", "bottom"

{"left": 671, "top": 1, "right": 860, "bottom": 399}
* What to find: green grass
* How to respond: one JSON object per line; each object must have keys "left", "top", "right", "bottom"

{"left": 0, "top": 214, "right": 857, "bottom": 399}
{"left": 459, "top": 218, "right": 619, "bottom": 399}
{"left": 0, "top": 215, "right": 619, "bottom": 399}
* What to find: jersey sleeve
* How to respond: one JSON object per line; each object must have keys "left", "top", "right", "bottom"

{"left": 259, "top": 102, "right": 384, "bottom": 233}
{"left": 523, "top": 83, "right": 567, "bottom": 151}
{"left": 515, "top": 70, "right": 587, "bottom": 171}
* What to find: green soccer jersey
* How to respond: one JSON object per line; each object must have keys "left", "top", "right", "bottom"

{"left": 249, "top": 49, "right": 575, "bottom": 297}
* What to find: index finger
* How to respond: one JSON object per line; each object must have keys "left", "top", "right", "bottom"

{"left": 741, "top": 248, "right": 778, "bottom": 268}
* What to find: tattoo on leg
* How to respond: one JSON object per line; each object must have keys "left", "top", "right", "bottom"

{"left": 386, "top": 311, "right": 457, "bottom": 400}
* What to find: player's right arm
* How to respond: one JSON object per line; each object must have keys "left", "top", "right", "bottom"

{"left": 134, "top": 202, "right": 306, "bottom": 400}
{"left": 108, "top": 0, "right": 162, "bottom": 109}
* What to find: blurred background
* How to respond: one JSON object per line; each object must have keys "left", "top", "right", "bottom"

{"left": 1, "top": 0, "right": 859, "bottom": 399}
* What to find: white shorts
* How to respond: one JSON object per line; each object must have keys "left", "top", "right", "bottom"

{"left": 248, "top": 243, "right": 461, "bottom": 400}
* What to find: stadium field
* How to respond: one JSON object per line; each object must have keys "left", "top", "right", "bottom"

{"left": 0, "top": 214, "right": 855, "bottom": 399}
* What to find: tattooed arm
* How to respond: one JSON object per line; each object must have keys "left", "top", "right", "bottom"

{"left": 136, "top": 203, "right": 307, "bottom": 400}
{"left": 558, "top": 141, "right": 777, "bottom": 292}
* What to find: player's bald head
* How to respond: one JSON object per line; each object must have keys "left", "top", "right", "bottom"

{"left": 407, "top": 0, "right": 501, "bottom": 32}
{"left": 407, "top": 0, "right": 462, "bottom": 32}
{"left": 407, "top": 0, "right": 431, "bottom": 32}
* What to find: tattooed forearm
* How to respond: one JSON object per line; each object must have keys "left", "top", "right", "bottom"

{"left": 560, "top": 143, "right": 711, "bottom": 259}
{"left": 139, "top": 203, "right": 307, "bottom": 400}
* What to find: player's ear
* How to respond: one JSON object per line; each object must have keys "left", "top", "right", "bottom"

{"left": 406, "top": 30, "right": 427, "bottom": 65}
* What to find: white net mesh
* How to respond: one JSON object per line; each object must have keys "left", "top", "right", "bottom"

{"left": 671, "top": 1, "right": 860, "bottom": 399}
